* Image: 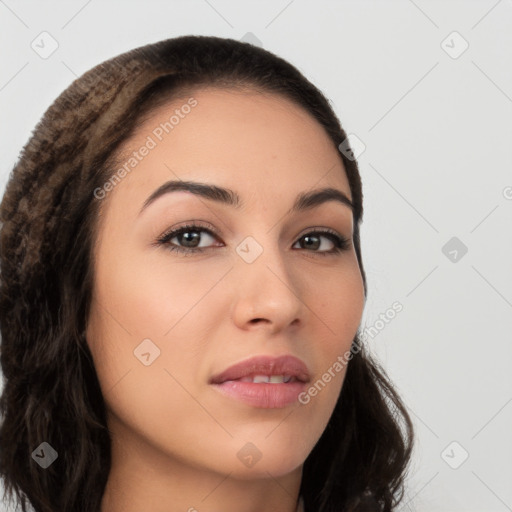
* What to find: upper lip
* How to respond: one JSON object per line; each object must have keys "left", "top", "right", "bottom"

{"left": 209, "top": 355, "right": 311, "bottom": 384}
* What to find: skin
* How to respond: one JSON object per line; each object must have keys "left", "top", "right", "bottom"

{"left": 86, "top": 87, "right": 366, "bottom": 512}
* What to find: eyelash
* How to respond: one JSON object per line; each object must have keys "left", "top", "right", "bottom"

{"left": 155, "top": 222, "right": 350, "bottom": 257}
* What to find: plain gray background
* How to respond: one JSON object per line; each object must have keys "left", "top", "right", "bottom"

{"left": 1, "top": 1, "right": 511, "bottom": 511}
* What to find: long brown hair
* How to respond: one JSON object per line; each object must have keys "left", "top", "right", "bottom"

{"left": 0, "top": 35, "right": 413, "bottom": 512}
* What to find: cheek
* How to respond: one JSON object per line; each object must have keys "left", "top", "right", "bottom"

{"left": 86, "top": 250, "right": 231, "bottom": 399}
{"left": 304, "top": 268, "right": 363, "bottom": 381}
{"left": 308, "top": 261, "right": 365, "bottom": 343}
{"left": 93, "top": 243, "right": 232, "bottom": 338}
{"left": 281, "top": 262, "right": 364, "bottom": 436}
{"left": 85, "top": 262, "right": 216, "bottom": 453}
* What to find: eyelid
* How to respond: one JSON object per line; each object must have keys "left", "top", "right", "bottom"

{"left": 157, "top": 220, "right": 349, "bottom": 241}
{"left": 296, "top": 225, "right": 342, "bottom": 239}
{"left": 157, "top": 220, "right": 219, "bottom": 242}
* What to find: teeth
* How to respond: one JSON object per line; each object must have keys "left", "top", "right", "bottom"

{"left": 238, "top": 375, "right": 295, "bottom": 384}
{"left": 253, "top": 375, "right": 270, "bottom": 383}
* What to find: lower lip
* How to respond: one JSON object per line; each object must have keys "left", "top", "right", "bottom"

{"left": 211, "top": 380, "right": 307, "bottom": 408}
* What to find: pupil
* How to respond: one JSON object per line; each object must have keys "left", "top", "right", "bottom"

{"left": 181, "top": 231, "right": 200, "bottom": 247}
{"left": 303, "top": 235, "right": 319, "bottom": 250}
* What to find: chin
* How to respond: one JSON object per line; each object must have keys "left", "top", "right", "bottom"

{"left": 227, "top": 457, "right": 305, "bottom": 481}
{"left": 209, "top": 437, "right": 310, "bottom": 481}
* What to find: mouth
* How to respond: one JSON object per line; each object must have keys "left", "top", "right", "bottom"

{"left": 209, "top": 355, "right": 310, "bottom": 409}
{"left": 209, "top": 354, "right": 310, "bottom": 384}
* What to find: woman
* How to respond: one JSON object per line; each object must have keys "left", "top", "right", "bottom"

{"left": 0, "top": 35, "right": 413, "bottom": 512}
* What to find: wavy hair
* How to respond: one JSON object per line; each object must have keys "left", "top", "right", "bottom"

{"left": 0, "top": 35, "right": 413, "bottom": 512}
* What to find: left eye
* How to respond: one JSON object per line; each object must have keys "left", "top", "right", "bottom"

{"left": 156, "top": 224, "right": 350, "bottom": 256}
{"left": 293, "top": 232, "right": 338, "bottom": 252}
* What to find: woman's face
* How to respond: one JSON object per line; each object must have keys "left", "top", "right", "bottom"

{"left": 86, "top": 87, "right": 365, "bottom": 479}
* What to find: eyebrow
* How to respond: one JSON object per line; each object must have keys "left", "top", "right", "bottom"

{"left": 138, "top": 180, "right": 354, "bottom": 217}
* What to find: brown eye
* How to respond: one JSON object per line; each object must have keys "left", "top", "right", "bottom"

{"left": 157, "top": 224, "right": 221, "bottom": 254}
{"left": 171, "top": 229, "right": 212, "bottom": 248}
{"left": 156, "top": 224, "right": 349, "bottom": 257}
{"left": 293, "top": 230, "right": 350, "bottom": 256}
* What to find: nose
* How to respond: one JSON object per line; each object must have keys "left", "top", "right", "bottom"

{"left": 230, "top": 238, "right": 305, "bottom": 334}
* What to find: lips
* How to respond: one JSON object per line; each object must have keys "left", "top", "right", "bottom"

{"left": 209, "top": 355, "right": 311, "bottom": 408}
{"left": 209, "top": 354, "right": 311, "bottom": 385}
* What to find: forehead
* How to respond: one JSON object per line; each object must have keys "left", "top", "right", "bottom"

{"left": 103, "top": 87, "right": 351, "bottom": 217}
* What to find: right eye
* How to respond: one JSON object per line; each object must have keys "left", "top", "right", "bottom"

{"left": 156, "top": 223, "right": 223, "bottom": 255}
